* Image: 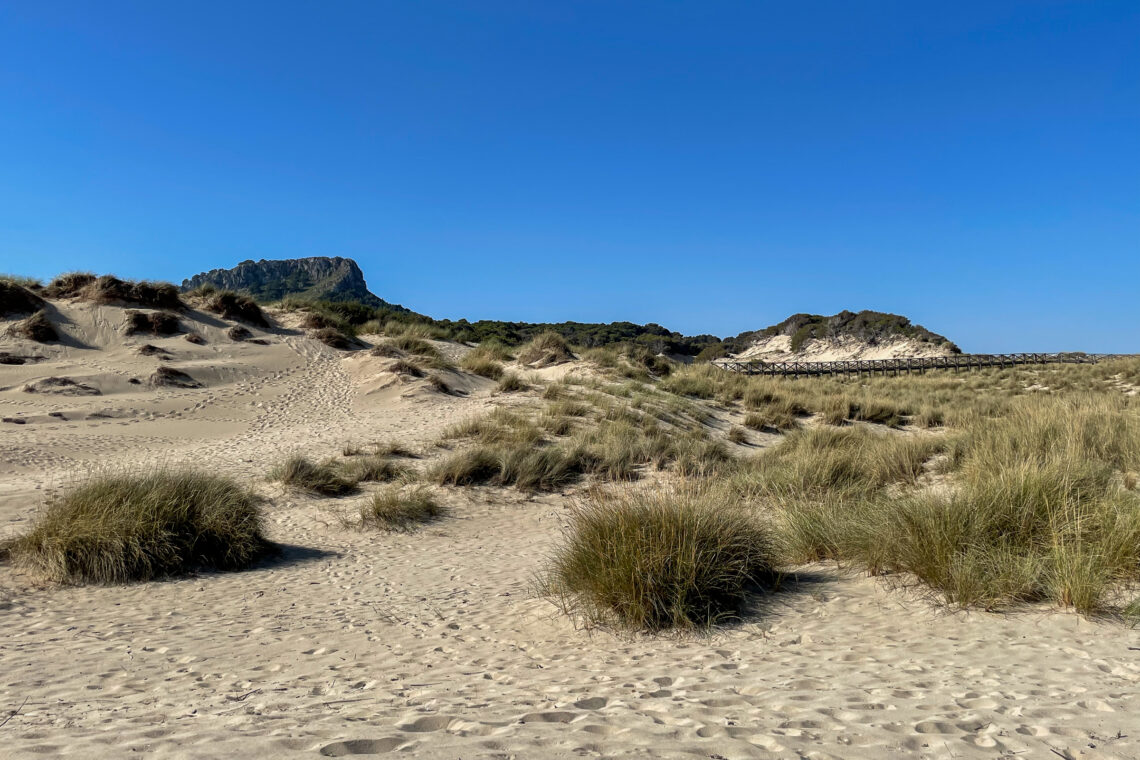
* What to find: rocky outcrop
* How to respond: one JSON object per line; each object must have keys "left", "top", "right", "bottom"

{"left": 181, "top": 257, "right": 406, "bottom": 310}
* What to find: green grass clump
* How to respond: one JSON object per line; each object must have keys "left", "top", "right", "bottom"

{"left": 541, "top": 485, "right": 778, "bottom": 631}
{"left": 270, "top": 455, "right": 358, "bottom": 496}
{"left": 359, "top": 487, "right": 447, "bottom": 531}
{"left": 7, "top": 470, "right": 268, "bottom": 584}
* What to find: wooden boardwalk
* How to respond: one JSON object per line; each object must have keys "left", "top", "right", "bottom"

{"left": 714, "top": 353, "right": 1138, "bottom": 378}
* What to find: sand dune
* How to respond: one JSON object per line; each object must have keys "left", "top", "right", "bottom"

{"left": 2, "top": 302, "right": 1138, "bottom": 759}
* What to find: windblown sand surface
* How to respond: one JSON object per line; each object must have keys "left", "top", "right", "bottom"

{"left": 2, "top": 302, "right": 1138, "bottom": 759}
{"left": 731, "top": 335, "right": 953, "bottom": 362}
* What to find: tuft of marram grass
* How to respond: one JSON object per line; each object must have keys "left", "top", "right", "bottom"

{"left": 124, "top": 310, "right": 180, "bottom": 336}
{"left": 271, "top": 455, "right": 358, "bottom": 496}
{"left": 0, "top": 280, "right": 45, "bottom": 317}
{"left": 497, "top": 372, "right": 529, "bottom": 392}
{"left": 6, "top": 310, "right": 58, "bottom": 342}
{"left": 203, "top": 291, "right": 268, "bottom": 327}
{"left": 7, "top": 470, "right": 268, "bottom": 584}
{"left": 541, "top": 485, "right": 778, "bottom": 631}
{"left": 341, "top": 455, "right": 413, "bottom": 484}
{"left": 359, "top": 486, "right": 447, "bottom": 531}
{"left": 312, "top": 327, "right": 354, "bottom": 349}
{"left": 517, "top": 331, "right": 574, "bottom": 366}
{"left": 460, "top": 351, "right": 505, "bottom": 380}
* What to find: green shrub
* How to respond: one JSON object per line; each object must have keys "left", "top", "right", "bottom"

{"left": 7, "top": 470, "right": 267, "bottom": 583}
{"left": 542, "top": 485, "right": 778, "bottom": 631}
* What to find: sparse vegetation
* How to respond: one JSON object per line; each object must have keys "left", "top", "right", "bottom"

{"left": 496, "top": 372, "right": 529, "bottom": 392}
{"left": 6, "top": 310, "right": 58, "bottom": 342}
{"left": 518, "top": 331, "right": 574, "bottom": 366}
{"left": 6, "top": 470, "right": 268, "bottom": 584}
{"left": 125, "top": 310, "right": 180, "bottom": 336}
{"left": 44, "top": 273, "right": 184, "bottom": 309}
{"left": 0, "top": 280, "right": 45, "bottom": 316}
{"left": 359, "top": 487, "right": 447, "bottom": 531}
{"left": 542, "top": 485, "right": 777, "bottom": 631}
{"left": 460, "top": 349, "right": 505, "bottom": 379}
{"left": 149, "top": 366, "right": 202, "bottom": 388}
{"left": 312, "top": 327, "right": 354, "bottom": 349}
{"left": 270, "top": 455, "right": 358, "bottom": 496}
{"left": 203, "top": 290, "right": 269, "bottom": 327}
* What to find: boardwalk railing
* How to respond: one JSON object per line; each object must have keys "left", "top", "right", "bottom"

{"left": 713, "top": 353, "right": 1138, "bottom": 378}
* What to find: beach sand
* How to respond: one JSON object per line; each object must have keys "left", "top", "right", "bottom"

{"left": 2, "top": 301, "right": 1138, "bottom": 759}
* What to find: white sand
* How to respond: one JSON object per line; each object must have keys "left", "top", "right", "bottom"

{"left": 731, "top": 334, "right": 954, "bottom": 362}
{"left": 2, "top": 301, "right": 1138, "bottom": 759}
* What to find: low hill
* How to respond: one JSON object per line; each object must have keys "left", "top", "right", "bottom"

{"left": 722, "top": 310, "right": 960, "bottom": 362}
{"left": 181, "top": 257, "right": 407, "bottom": 311}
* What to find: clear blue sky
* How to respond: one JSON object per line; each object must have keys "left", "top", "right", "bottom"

{"left": 1, "top": 2, "right": 1137, "bottom": 351}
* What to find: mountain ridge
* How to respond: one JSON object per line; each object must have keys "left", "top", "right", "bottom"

{"left": 181, "top": 257, "right": 408, "bottom": 311}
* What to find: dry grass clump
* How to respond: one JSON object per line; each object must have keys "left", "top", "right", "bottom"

{"left": 388, "top": 334, "right": 438, "bottom": 357}
{"left": 460, "top": 351, "right": 505, "bottom": 380}
{"left": 727, "top": 426, "right": 749, "bottom": 444}
{"left": 149, "top": 366, "right": 202, "bottom": 388}
{"left": 390, "top": 359, "right": 425, "bottom": 377}
{"left": 743, "top": 426, "right": 943, "bottom": 502}
{"left": 341, "top": 455, "right": 413, "bottom": 484}
{"left": 227, "top": 325, "right": 252, "bottom": 341}
{"left": 6, "top": 470, "right": 267, "bottom": 584}
{"left": 46, "top": 274, "right": 183, "bottom": 309}
{"left": 0, "top": 280, "right": 44, "bottom": 316}
{"left": 270, "top": 455, "right": 358, "bottom": 496}
{"left": 518, "top": 331, "right": 574, "bottom": 366}
{"left": 184, "top": 332, "right": 206, "bottom": 345}
{"left": 762, "top": 396, "right": 1140, "bottom": 615}
{"left": 359, "top": 487, "right": 447, "bottom": 531}
{"left": 43, "top": 272, "right": 97, "bottom": 298}
{"left": 497, "top": 372, "right": 529, "bottom": 392}
{"left": 6, "top": 310, "right": 58, "bottom": 342}
{"left": 312, "top": 327, "right": 354, "bottom": 349}
{"left": 124, "top": 310, "right": 180, "bottom": 336}
{"left": 541, "top": 485, "right": 778, "bottom": 631}
{"left": 203, "top": 291, "right": 269, "bottom": 327}
{"left": 470, "top": 339, "right": 514, "bottom": 362}
{"left": 370, "top": 342, "right": 404, "bottom": 358}
{"left": 435, "top": 408, "right": 730, "bottom": 491}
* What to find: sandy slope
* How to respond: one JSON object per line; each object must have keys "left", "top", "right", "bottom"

{"left": 731, "top": 335, "right": 954, "bottom": 362}
{"left": 1, "top": 302, "right": 1139, "bottom": 760}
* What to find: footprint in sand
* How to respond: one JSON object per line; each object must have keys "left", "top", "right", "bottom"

{"left": 319, "top": 737, "right": 406, "bottom": 756}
